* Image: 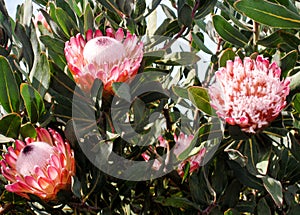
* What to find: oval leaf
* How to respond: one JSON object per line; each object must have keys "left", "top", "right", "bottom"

{"left": 0, "top": 56, "right": 20, "bottom": 113}
{"left": 188, "top": 86, "right": 215, "bottom": 116}
{"left": 212, "top": 15, "right": 249, "bottom": 47}
{"left": 218, "top": 48, "right": 236, "bottom": 67}
{"left": 0, "top": 113, "right": 21, "bottom": 138}
{"left": 178, "top": 4, "right": 193, "bottom": 26}
{"left": 234, "top": 0, "right": 300, "bottom": 29}
{"left": 156, "top": 52, "right": 200, "bottom": 66}
{"left": 262, "top": 176, "right": 283, "bottom": 207}
{"left": 20, "top": 83, "right": 46, "bottom": 123}
{"left": 20, "top": 122, "right": 37, "bottom": 138}
{"left": 30, "top": 52, "right": 51, "bottom": 97}
{"left": 55, "top": 7, "right": 78, "bottom": 37}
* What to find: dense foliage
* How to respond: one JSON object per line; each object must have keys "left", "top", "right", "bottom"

{"left": 1, "top": 0, "right": 300, "bottom": 214}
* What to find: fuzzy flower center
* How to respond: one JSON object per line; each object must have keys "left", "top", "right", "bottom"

{"left": 16, "top": 142, "right": 53, "bottom": 176}
{"left": 83, "top": 36, "right": 126, "bottom": 65}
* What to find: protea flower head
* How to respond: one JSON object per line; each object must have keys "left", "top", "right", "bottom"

{"left": 142, "top": 133, "right": 206, "bottom": 177}
{"left": 209, "top": 55, "right": 290, "bottom": 133}
{"left": 64, "top": 28, "right": 143, "bottom": 93}
{"left": 0, "top": 128, "right": 75, "bottom": 201}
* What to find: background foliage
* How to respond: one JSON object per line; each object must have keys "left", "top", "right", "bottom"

{"left": 1, "top": 0, "right": 300, "bottom": 214}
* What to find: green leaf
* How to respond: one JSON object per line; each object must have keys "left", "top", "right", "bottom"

{"left": 67, "top": 0, "right": 83, "bottom": 17}
{"left": 161, "top": 4, "right": 176, "bottom": 19}
{"left": 98, "top": 0, "right": 123, "bottom": 16}
{"left": 288, "top": 132, "right": 300, "bottom": 163}
{"left": 156, "top": 52, "right": 200, "bottom": 66}
{"left": 172, "top": 86, "right": 189, "bottom": 100}
{"left": 0, "top": 56, "right": 20, "bottom": 113}
{"left": 41, "top": 7, "right": 67, "bottom": 40}
{"left": 20, "top": 122, "right": 37, "bottom": 138}
{"left": 218, "top": 49, "right": 236, "bottom": 67}
{"left": 215, "top": 1, "right": 252, "bottom": 31}
{"left": 234, "top": 0, "right": 300, "bottom": 29}
{"left": 222, "top": 179, "right": 242, "bottom": 208}
{"left": 178, "top": 4, "right": 192, "bottom": 26}
{"left": 154, "top": 196, "right": 200, "bottom": 210}
{"left": 224, "top": 208, "right": 240, "bottom": 215}
{"left": 188, "top": 86, "right": 215, "bottom": 116}
{"left": 257, "top": 30, "right": 300, "bottom": 51}
{"left": 20, "top": 83, "right": 46, "bottom": 123}
{"left": 134, "top": 0, "right": 146, "bottom": 17}
{"left": 191, "top": 32, "right": 213, "bottom": 55}
{"left": 268, "top": 0, "right": 299, "bottom": 14}
{"left": 39, "top": 35, "right": 66, "bottom": 70}
{"left": 280, "top": 50, "right": 298, "bottom": 77}
{"left": 225, "top": 148, "right": 247, "bottom": 167}
{"left": 55, "top": 7, "right": 78, "bottom": 37}
{"left": 194, "top": 0, "right": 217, "bottom": 20}
{"left": 293, "top": 94, "right": 300, "bottom": 114}
{"left": 212, "top": 15, "right": 248, "bottom": 47}
{"left": 0, "top": 113, "right": 21, "bottom": 138}
{"left": 15, "top": 22, "right": 34, "bottom": 69}
{"left": 288, "top": 205, "right": 300, "bottom": 215}
{"left": 262, "top": 176, "right": 283, "bottom": 207}
{"left": 84, "top": 3, "right": 94, "bottom": 32}
{"left": 227, "top": 160, "right": 264, "bottom": 190}
{"left": 112, "top": 82, "right": 131, "bottom": 102}
{"left": 71, "top": 176, "right": 82, "bottom": 198}
{"left": 30, "top": 52, "right": 51, "bottom": 97}
{"left": 257, "top": 198, "right": 271, "bottom": 215}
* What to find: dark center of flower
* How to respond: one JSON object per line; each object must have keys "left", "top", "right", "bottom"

{"left": 83, "top": 36, "right": 126, "bottom": 66}
{"left": 96, "top": 38, "right": 112, "bottom": 46}
{"left": 16, "top": 142, "right": 54, "bottom": 176}
{"left": 22, "top": 145, "right": 33, "bottom": 154}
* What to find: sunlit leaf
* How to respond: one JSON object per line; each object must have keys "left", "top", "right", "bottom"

{"left": 20, "top": 122, "right": 37, "bottom": 138}
{"left": 0, "top": 113, "right": 21, "bottom": 138}
{"left": 234, "top": 0, "right": 300, "bottom": 28}
{"left": 188, "top": 86, "right": 215, "bottom": 116}
{"left": 30, "top": 52, "right": 51, "bottom": 97}
{"left": 262, "top": 176, "right": 283, "bottom": 207}
{"left": 178, "top": 4, "right": 192, "bottom": 26}
{"left": 218, "top": 48, "right": 235, "bottom": 67}
{"left": 20, "top": 83, "right": 46, "bottom": 123}
{"left": 0, "top": 56, "right": 20, "bottom": 113}
{"left": 212, "top": 15, "right": 248, "bottom": 47}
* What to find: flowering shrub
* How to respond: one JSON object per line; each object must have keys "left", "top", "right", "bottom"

{"left": 0, "top": 0, "right": 300, "bottom": 214}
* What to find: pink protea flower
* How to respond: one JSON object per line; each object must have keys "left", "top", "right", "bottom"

{"left": 64, "top": 28, "right": 143, "bottom": 93}
{"left": 142, "top": 133, "right": 206, "bottom": 177}
{"left": 0, "top": 128, "right": 75, "bottom": 201}
{"left": 209, "top": 55, "right": 290, "bottom": 133}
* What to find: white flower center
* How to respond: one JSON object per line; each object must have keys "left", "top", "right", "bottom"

{"left": 83, "top": 36, "right": 126, "bottom": 65}
{"left": 16, "top": 142, "right": 53, "bottom": 176}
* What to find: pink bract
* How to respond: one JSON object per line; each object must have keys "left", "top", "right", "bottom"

{"left": 208, "top": 55, "right": 290, "bottom": 133}
{"left": 0, "top": 128, "right": 75, "bottom": 201}
{"left": 64, "top": 28, "right": 143, "bottom": 93}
